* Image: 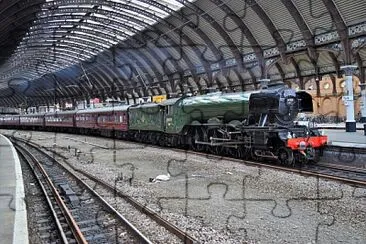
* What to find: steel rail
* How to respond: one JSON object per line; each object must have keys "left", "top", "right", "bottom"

{"left": 71, "top": 170, "right": 196, "bottom": 244}
{"left": 315, "top": 162, "right": 366, "bottom": 174}
{"left": 16, "top": 146, "right": 69, "bottom": 243}
{"left": 10, "top": 133, "right": 366, "bottom": 191}
{"left": 12, "top": 137, "right": 155, "bottom": 244}
{"left": 178, "top": 149, "right": 366, "bottom": 187}
{"left": 12, "top": 136, "right": 197, "bottom": 244}
{"left": 61, "top": 132, "right": 366, "bottom": 186}
{"left": 14, "top": 143, "right": 88, "bottom": 244}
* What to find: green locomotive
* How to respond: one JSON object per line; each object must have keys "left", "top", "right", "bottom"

{"left": 127, "top": 84, "right": 326, "bottom": 165}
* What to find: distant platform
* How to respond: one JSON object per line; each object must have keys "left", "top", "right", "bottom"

{"left": 320, "top": 129, "right": 366, "bottom": 148}
{"left": 0, "top": 134, "right": 28, "bottom": 244}
{"left": 317, "top": 123, "right": 365, "bottom": 130}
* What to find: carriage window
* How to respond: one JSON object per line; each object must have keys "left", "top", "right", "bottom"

{"left": 167, "top": 106, "right": 173, "bottom": 115}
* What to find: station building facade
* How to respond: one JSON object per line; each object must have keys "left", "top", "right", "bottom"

{"left": 291, "top": 76, "right": 362, "bottom": 121}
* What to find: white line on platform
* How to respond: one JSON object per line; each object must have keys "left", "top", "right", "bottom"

{"left": 328, "top": 141, "right": 366, "bottom": 148}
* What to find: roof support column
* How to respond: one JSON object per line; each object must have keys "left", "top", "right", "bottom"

{"left": 341, "top": 65, "right": 357, "bottom": 132}
{"left": 314, "top": 78, "right": 321, "bottom": 97}
{"left": 132, "top": 94, "right": 137, "bottom": 105}
{"left": 360, "top": 83, "right": 366, "bottom": 123}
{"left": 298, "top": 78, "right": 304, "bottom": 90}
{"left": 355, "top": 53, "right": 366, "bottom": 122}
{"left": 259, "top": 79, "right": 270, "bottom": 89}
{"left": 329, "top": 74, "right": 337, "bottom": 96}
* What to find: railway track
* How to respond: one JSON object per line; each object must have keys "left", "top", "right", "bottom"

{"left": 62, "top": 134, "right": 366, "bottom": 156}
{"left": 180, "top": 149, "right": 366, "bottom": 186}
{"left": 80, "top": 134, "right": 366, "bottom": 186}
{"left": 12, "top": 131, "right": 366, "bottom": 189}
{"left": 14, "top": 140, "right": 154, "bottom": 244}
{"left": 11, "top": 136, "right": 197, "bottom": 244}
{"left": 304, "top": 162, "right": 366, "bottom": 183}
{"left": 18, "top": 145, "right": 83, "bottom": 243}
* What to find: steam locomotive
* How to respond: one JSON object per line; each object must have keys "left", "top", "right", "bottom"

{"left": 0, "top": 84, "right": 327, "bottom": 166}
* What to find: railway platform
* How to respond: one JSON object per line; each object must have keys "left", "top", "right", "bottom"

{"left": 320, "top": 129, "right": 366, "bottom": 148}
{"left": 317, "top": 122, "right": 365, "bottom": 130}
{"left": 0, "top": 134, "right": 28, "bottom": 244}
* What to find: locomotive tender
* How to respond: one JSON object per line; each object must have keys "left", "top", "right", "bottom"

{"left": 0, "top": 84, "right": 327, "bottom": 165}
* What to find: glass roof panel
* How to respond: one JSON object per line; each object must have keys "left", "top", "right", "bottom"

{"left": 1, "top": 0, "right": 191, "bottom": 86}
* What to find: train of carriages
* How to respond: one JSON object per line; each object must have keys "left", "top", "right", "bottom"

{"left": 0, "top": 84, "right": 327, "bottom": 166}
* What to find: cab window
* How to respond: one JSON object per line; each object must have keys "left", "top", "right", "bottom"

{"left": 167, "top": 106, "right": 174, "bottom": 116}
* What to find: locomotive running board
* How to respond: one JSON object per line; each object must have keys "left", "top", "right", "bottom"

{"left": 194, "top": 140, "right": 245, "bottom": 146}
{"left": 253, "top": 150, "right": 278, "bottom": 159}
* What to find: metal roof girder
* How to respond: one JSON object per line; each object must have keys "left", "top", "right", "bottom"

{"left": 210, "top": 0, "right": 265, "bottom": 79}
{"left": 175, "top": 0, "right": 244, "bottom": 76}
{"left": 22, "top": 27, "right": 122, "bottom": 44}
{"left": 20, "top": 30, "right": 118, "bottom": 47}
{"left": 45, "top": 0, "right": 164, "bottom": 22}
{"left": 116, "top": 45, "right": 165, "bottom": 92}
{"left": 246, "top": 0, "right": 287, "bottom": 61}
{"left": 280, "top": 0, "right": 317, "bottom": 61}
{"left": 320, "top": 0, "right": 351, "bottom": 64}
{"left": 26, "top": 21, "right": 130, "bottom": 39}
{"left": 32, "top": 14, "right": 145, "bottom": 36}
{"left": 14, "top": 44, "right": 98, "bottom": 61}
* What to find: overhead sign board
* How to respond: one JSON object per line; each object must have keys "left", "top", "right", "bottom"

{"left": 152, "top": 95, "right": 167, "bottom": 103}
{"left": 138, "top": 96, "right": 152, "bottom": 104}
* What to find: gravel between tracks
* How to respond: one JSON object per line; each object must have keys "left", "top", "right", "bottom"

{"left": 6, "top": 130, "right": 366, "bottom": 243}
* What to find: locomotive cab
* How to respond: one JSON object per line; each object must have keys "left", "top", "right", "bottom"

{"left": 248, "top": 86, "right": 315, "bottom": 126}
{"left": 248, "top": 87, "right": 295, "bottom": 125}
{"left": 296, "top": 91, "right": 313, "bottom": 112}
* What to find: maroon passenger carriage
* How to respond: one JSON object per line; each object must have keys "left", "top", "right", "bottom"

{"left": 20, "top": 113, "right": 44, "bottom": 130}
{"left": 45, "top": 110, "right": 76, "bottom": 132}
{"left": 75, "top": 105, "right": 130, "bottom": 138}
{"left": 1, "top": 115, "right": 20, "bottom": 128}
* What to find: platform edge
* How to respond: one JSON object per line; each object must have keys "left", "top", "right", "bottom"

{"left": 0, "top": 134, "right": 29, "bottom": 244}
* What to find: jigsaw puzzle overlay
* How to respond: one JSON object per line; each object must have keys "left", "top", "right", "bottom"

{"left": 6, "top": 129, "right": 364, "bottom": 243}
{"left": 1, "top": 0, "right": 366, "bottom": 243}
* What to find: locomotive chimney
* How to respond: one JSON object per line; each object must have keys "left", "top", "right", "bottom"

{"left": 259, "top": 79, "right": 270, "bottom": 90}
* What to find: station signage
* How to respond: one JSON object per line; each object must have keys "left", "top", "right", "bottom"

{"left": 152, "top": 95, "right": 167, "bottom": 103}
{"left": 342, "top": 95, "right": 353, "bottom": 101}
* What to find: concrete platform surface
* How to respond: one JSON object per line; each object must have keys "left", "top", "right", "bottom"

{"left": 321, "top": 129, "right": 366, "bottom": 148}
{"left": 0, "top": 134, "right": 28, "bottom": 244}
{"left": 317, "top": 122, "right": 365, "bottom": 129}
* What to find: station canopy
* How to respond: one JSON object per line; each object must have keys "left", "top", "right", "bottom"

{"left": 0, "top": 0, "right": 366, "bottom": 106}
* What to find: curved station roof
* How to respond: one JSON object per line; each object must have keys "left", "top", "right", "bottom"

{"left": 0, "top": 0, "right": 366, "bottom": 106}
